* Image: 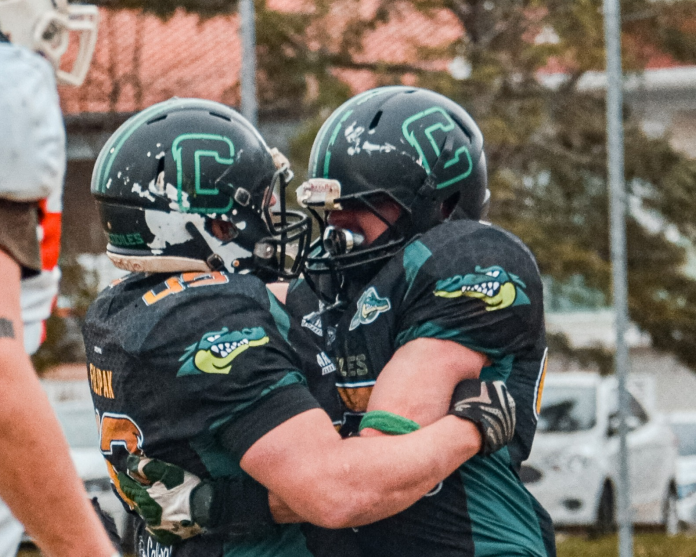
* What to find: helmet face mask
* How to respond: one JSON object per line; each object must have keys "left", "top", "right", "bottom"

{"left": 297, "top": 86, "right": 489, "bottom": 302}
{"left": 0, "top": 0, "right": 98, "bottom": 86}
{"left": 92, "top": 98, "right": 311, "bottom": 281}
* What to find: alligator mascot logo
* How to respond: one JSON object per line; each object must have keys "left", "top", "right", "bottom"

{"left": 177, "top": 326, "right": 270, "bottom": 376}
{"left": 434, "top": 265, "right": 530, "bottom": 312}
{"left": 349, "top": 287, "right": 392, "bottom": 331}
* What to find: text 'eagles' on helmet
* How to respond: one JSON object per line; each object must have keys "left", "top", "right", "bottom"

{"left": 0, "top": 0, "right": 98, "bottom": 86}
{"left": 296, "top": 86, "right": 489, "bottom": 286}
{"left": 91, "top": 98, "right": 311, "bottom": 280}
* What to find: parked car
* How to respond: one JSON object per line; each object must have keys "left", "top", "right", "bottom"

{"left": 23, "top": 399, "right": 135, "bottom": 549}
{"left": 521, "top": 372, "right": 679, "bottom": 534}
{"left": 669, "top": 412, "right": 696, "bottom": 527}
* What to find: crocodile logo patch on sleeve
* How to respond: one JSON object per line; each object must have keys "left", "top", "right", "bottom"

{"left": 177, "top": 326, "right": 270, "bottom": 376}
{"left": 434, "top": 265, "right": 531, "bottom": 311}
{"left": 349, "top": 287, "right": 392, "bottom": 331}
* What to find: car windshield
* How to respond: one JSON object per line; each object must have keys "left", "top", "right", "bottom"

{"left": 53, "top": 404, "right": 100, "bottom": 449}
{"left": 537, "top": 386, "right": 597, "bottom": 432}
{"left": 672, "top": 423, "right": 696, "bottom": 456}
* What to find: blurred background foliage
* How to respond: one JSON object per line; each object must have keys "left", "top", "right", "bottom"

{"left": 45, "top": 0, "right": 696, "bottom": 373}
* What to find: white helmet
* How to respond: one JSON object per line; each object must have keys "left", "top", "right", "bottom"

{"left": 0, "top": 0, "right": 98, "bottom": 86}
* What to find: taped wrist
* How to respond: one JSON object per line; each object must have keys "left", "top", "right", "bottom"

{"left": 193, "top": 475, "right": 275, "bottom": 537}
{"left": 359, "top": 410, "right": 420, "bottom": 435}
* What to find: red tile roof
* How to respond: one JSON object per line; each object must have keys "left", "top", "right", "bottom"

{"left": 58, "top": 2, "right": 687, "bottom": 116}
{"left": 58, "top": 2, "right": 462, "bottom": 115}
{"left": 59, "top": 8, "right": 241, "bottom": 114}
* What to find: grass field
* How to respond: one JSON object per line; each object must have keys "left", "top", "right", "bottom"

{"left": 17, "top": 533, "right": 696, "bottom": 556}
{"left": 556, "top": 533, "right": 696, "bottom": 557}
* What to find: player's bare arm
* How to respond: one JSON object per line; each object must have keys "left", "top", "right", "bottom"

{"left": 360, "top": 337, "right": 487, "bottom": 432}
{"left": 0, "top": 251, "right": 115, "bottom": 557}
{"left": 239, "top": 406, "right": 482, "bottom": 528}
{"left": 260, "top": 338, "right": 491, "bottom": 525}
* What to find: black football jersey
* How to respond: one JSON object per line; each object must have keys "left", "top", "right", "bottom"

{"left": 83, "top": 270, "right": 343, "bottom": 557}
{"left": 287, "top": 219, "right": 556, "bottom": 557}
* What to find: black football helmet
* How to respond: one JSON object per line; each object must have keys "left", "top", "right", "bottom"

{"left": 296, "top": 86, "right": 489, "bottom": 301}
{"left": 91, "top": 98, "right": 311, "bottom": 280}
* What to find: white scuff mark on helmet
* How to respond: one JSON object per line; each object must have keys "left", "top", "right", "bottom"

{"left": 106, "top": 178, "right": 112, "bottom": 189}
{"left": 236, "top": 221, "right": 247, "bottom": 230}
{"left": 151, "top": 249, "right": 163, "bottom": 255}
{"left": 165, "top": 183, "right": 190, "bottom": 210}
{"left": 117, "top": 171, "right": 122, "bottom": 178}
{"left": 155, "top": 151, "right": 166, "bottom": 160}
{"left": 345, "top": 122, "right": 364, "bottom": 156}
{"left": 362, "top": 141, "right": 396, "bottom": 154}
{"left": 147, "top": 152, "right": 151, "bottom": 157}
{"left": 144, "top": 211, "right": 204, "bottom": 249}
{"left": 157, "top": 143, "right": 162, "bottom": 148}
{"left": 408, "top": 153, "right": 425, "bottom": 168}
{"left": 132, "top": 183, "right": 156, "bottom": 202}
{"left": 149, "top": 174, "right": 164, "bottom": 196}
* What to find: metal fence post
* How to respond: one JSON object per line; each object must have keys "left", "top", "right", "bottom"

{"left": 602, "top": 0, "right": 633, "bottom": 555}
{"left": 239, "top": 0, "right": 258, "bottom": 127}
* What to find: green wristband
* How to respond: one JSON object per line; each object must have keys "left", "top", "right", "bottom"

{"left": 359, "top": 410, "right": 421, "bottom": 435}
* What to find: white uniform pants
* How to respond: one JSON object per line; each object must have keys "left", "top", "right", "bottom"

{"left": 0, "top": 498, "right": 22, "bottom": 557}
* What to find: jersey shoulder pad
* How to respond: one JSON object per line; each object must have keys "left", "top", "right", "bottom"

{"left": 0, "top": 44, "right": 65, "bottom": 203}
{"left": 394, "top": 221, "right": 544, "bottom": 354}
{"left": 413, "top": 220, "right": 541, "bottom": 295}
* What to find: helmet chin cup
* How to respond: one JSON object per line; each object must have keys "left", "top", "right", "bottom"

{"left": 322, "top": 226, "right": 364, "bottom": 256}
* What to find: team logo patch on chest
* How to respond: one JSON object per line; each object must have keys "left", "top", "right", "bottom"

{"left": 301, "top": 311, "right": 323, "bottom": 337}
{"left": 434, "top": 265, "right": 531, "bottom": 311}
{"left": 349, "top": 287, "right": 392, "bottom": 331}
{"left": 177, "top": 326, "right": 270, "bottom": 376}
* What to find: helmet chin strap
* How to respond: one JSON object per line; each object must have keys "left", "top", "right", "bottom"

{"left": 184, "top": 222, "right": 225, "bottom": 272}
{"left": 341, "top": 217, "right": 412, "bottom": 300}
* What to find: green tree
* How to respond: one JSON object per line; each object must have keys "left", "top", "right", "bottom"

{"left": 291, "top": 0, "right": 696, "bottom": 371}
{"left": 92, "top": 0, "right": 696, "bottom": 369}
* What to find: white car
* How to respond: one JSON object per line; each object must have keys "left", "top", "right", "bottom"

{"left": 521, "top": 372, "right": 679, "bottom": 534}
{"left": 669, "top": 412, "right": 696, "bottom": 527}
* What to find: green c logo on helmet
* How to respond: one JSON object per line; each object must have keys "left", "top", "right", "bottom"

{"left": 402, "top": 107, "right": 473, "bottom": 189}
{"left": 172, "top": 133, "right": 236, "bottom": 213}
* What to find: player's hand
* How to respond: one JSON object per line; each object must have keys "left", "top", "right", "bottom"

{"left": 117, "top": 455, "right": 206, "bottom": 545}
{"left": 117, "top": 455, "right": 275, "bottom": 544}
{"left": 448, "top": 379, "right": 516, "bottom": 456}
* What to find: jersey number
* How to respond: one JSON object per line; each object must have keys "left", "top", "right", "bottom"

{"left": 143, "top": 271, "right": 229, "bottom": 306}
{"left": 98, "top": 412, "right": 144, "bottom": 509}
{"left": 533, "top": 348, "right": 549, "bottom": 418}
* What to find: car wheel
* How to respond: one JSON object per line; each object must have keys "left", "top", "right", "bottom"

{"left": 593, "top": 483, "right": 616, "bottom": 537}
{"left": 663, "top": 486, "right": 679, "bottom": 536}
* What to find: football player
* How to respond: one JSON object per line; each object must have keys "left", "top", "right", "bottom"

{"left": 288, "top": 86, "right": 556, "bottom": 557}
{"left": 85, "top": 98, "right": 517, "bottom": 557}
{"left": 125, "top": 87, "right": 556, "bottom": 557}
{"left": 0, "top": 1, "right": 116, "bottom": 557}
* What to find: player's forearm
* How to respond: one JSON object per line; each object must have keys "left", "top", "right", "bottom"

{"left": 270, "top": 416, "right": 481, "bottom": 528}
{"left": 0, "top": 353, "right": 115, "bottom": 557}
